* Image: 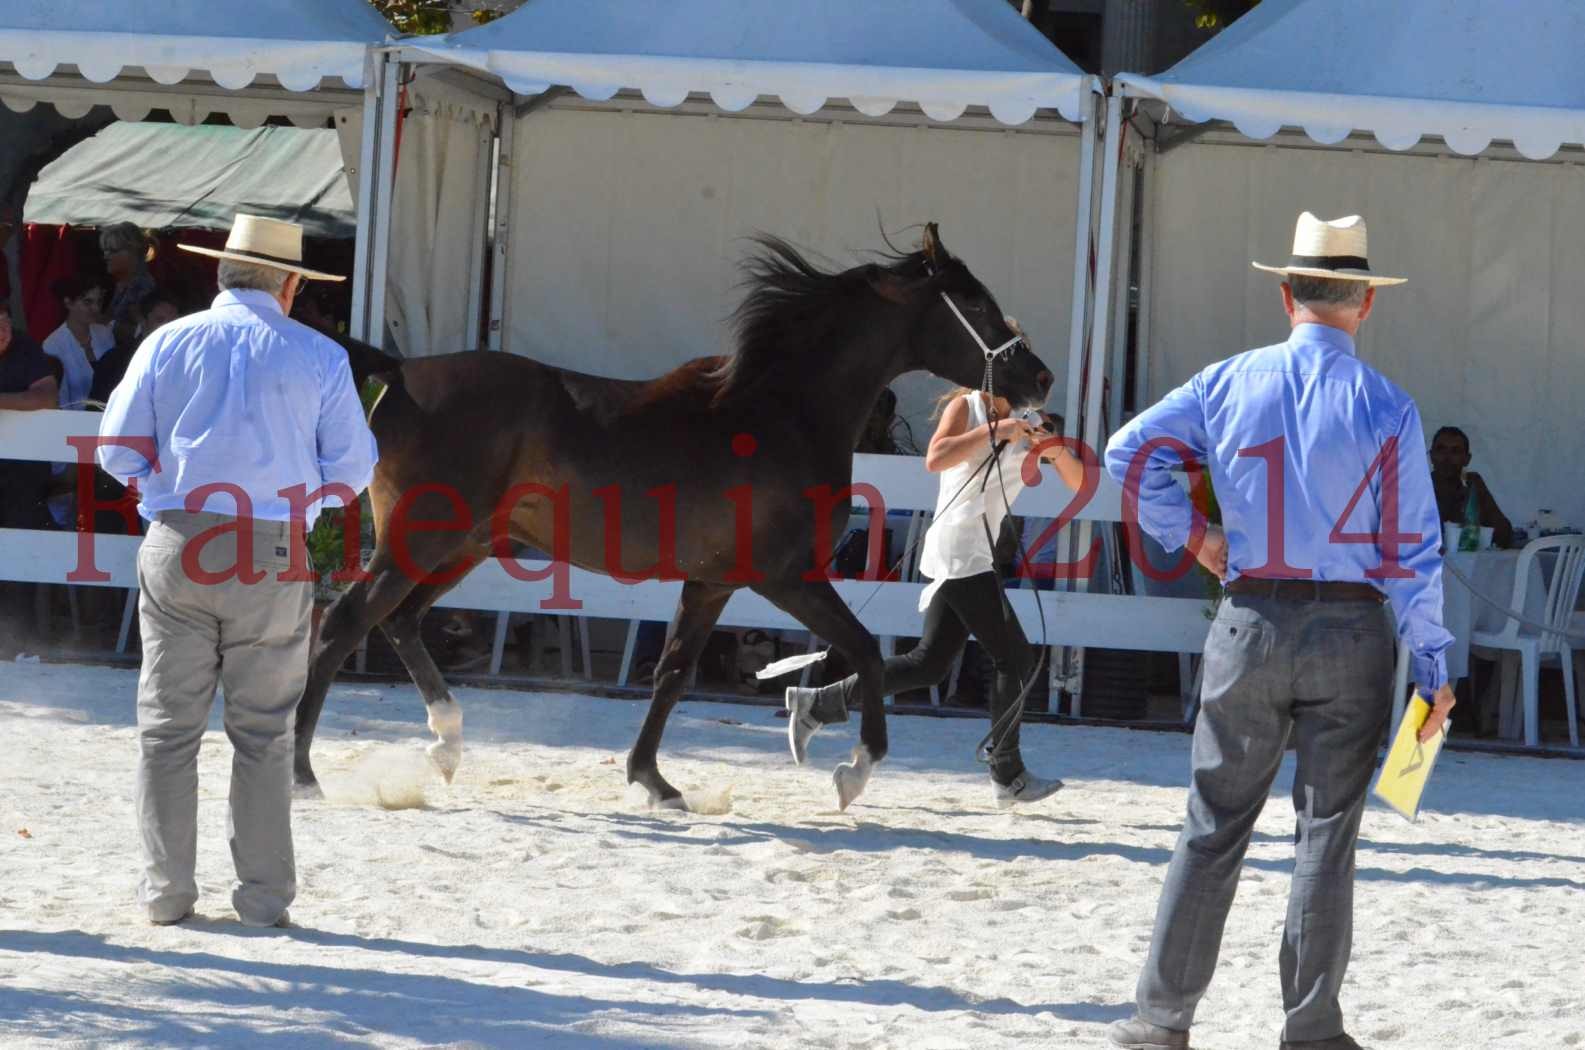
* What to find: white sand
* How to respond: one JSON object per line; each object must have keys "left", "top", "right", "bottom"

{"left": 2, "top": 661, "right": 1582, "bottom": 1049}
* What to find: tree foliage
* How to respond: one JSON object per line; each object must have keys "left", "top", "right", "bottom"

{"left": 366, "top": 1, "right": 508, "bottom": 35}
{"left": 1183, "top": 0, "right": 1260, "bottom": 30}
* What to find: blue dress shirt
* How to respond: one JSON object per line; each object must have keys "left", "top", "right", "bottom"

{"left": 98, "top": 289, "right": 378, "bottom": 527}
{"left": 1105, "top": 323, "right": 1452, "bottom": 692}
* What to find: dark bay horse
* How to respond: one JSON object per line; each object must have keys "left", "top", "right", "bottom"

{"left": 296, "top": 224, "right": 1053, "bottom": 810}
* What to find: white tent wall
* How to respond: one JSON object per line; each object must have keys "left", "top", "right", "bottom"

{"left": 384, "top": 94, "right": 495, "bottom": 357}
{"left": 501, "top": 104, "right": 1083, "bottom": 440}
{"left": 1144, "top": 138, "right": 1585, "bottom": 532}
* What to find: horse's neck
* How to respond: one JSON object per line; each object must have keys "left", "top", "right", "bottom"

{"left": 792, "top": 314, "right": 914, "bottom": 451}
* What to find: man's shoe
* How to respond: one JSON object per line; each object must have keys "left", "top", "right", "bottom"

{"left": 148, "top": 907, "right": 193, "bottom": 927}
{"left": 1280, "top": 1035, "right": 1363, "bottom": 1050}
{"left": 784, "top": 687, "right": 824, "bottom": 765}
{"left": 1107, "top": 1016, "right": 1190, "bottom": 1049}
{"left": 993, "top": 771, "right": 1064, "bottom": 809}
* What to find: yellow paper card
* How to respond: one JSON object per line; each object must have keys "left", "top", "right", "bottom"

{"left": 1373, "top": 694, "right": 1448, "bottom": 822}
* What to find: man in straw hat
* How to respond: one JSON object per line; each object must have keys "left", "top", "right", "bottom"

{"left": 1102, "top": 213, "right": 1455, "bottom": 1050}
{"left": 98, "top": 214, "right": 377, "bottom": 928}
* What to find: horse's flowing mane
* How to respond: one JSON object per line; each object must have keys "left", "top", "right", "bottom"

{"left": 711, "top": 235, "right": 929, "bottom": 403}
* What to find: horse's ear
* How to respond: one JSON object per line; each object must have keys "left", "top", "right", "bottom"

{"left": 864, "top": 264, "right": 913, "bottom": 304}
{"left": 921, "top": 222, "right": 947, "bottom": 267}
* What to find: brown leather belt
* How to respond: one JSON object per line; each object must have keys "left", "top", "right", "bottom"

{"left": 1224, "top": 577, "right": 1386, "bottom": 604}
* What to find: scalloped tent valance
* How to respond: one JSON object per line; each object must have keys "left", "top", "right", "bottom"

{"left": 401, "top": 0, "right": 1090, "bottom": 126}
{"left": 0, "top": 0, "right": 391, "bottom": 91}
{"left": 1117, "top": 0, "right": 1585, "bottom": 160}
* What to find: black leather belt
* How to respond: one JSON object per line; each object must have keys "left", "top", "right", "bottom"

{"left": 1224, "top": 577, "right": 1386, "bottom": 604}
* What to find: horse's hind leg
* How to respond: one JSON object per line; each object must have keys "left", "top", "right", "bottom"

{"left": 376, "top": 549, "right": 485, "bottom": 783}
{"left": 295, "top": 551, "right": 422, "bottom": 795}
{"left": 627, "top": 581, "right": 734, "bottom": 808}
{"left": 754, "top": 578, "right": 887, "bottom": 810}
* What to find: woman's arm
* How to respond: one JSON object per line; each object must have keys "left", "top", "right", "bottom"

{"left": 924, "top": 395, "right": 1034, "bottom": 473}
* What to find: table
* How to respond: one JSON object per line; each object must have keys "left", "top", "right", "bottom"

{"left": 1441, "top": 550, "right": 1548, "bottom": 683}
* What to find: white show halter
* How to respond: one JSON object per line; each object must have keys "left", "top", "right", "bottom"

{"left": 938, "top": 291, "right": 1026, "bottom": 397}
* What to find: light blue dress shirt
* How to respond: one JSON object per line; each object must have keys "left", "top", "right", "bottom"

{"left": 98, "top": 289, "right": 378, "bottom": 527}
{"left": 1105, "top": 323, "right": 1452, "bottom": 691}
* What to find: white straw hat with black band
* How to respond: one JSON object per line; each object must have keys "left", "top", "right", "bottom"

{"left": 179, "top": 213, "right": 344, "bottom": 283}
{"left": 1252, "top": 211, "right": 1406, "bottom": 287}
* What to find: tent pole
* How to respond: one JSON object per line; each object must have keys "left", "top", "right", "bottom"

{"left": 464, "top": 118, "right": 492, "bottom": 350}
{"left": 1062, "top": 87, "right": 1100, "bottom": 450}
{"left": 1065, "top": 91, "right": 1126, "bottom": 720}
{"left": 349, "top": 51, "right": 384, "bottom": 343}
{"left": 366, "top": 57, "right": 401, "bottom": 349}
{"left": 1133, "top": 144, "right": 1157, "bottom": 409}
{"left": 1107, "top": 133, "right": 1138, "bottom": 430}
{"left": 486, "top": 105, "right": 516, "bottom": 351}
{"left": 1084, "top": 94, "right": 1124, "bottom": 473}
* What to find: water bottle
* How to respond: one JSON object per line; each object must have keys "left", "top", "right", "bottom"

{"left": 1457, "top": 486, "right": 1481, "bottom": 552}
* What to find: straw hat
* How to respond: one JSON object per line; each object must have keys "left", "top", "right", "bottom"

{"left": 1252, "top": 212, "right": 1405, "bottom": 287}
{"left": 179, "top": 214, "right": 344, "bottom": 282}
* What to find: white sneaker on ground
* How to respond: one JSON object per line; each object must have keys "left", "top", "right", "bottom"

{"left": 993, "top": 771, "right": 1064, "bottom": 809}
{"left": 784, "top": 687, "right": 824, "bottom": 765}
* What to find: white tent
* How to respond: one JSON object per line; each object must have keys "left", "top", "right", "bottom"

{"left": 1119, "top": 0, "right": 1585, "bottom": 159}
{"left": 401, "top": 0, "right": 1088, "bottom": 125}
{"left": 0, "top": 1, "right": 393, "bottom": 347}
{"left": 1111, "top": 0, "right": 1585, "bottom": 541}
{"left": 0, "top": 0, "right": 389, "bottom": 124}
{"left": 372, "top": 0, "right": 1105, "bottom": 443}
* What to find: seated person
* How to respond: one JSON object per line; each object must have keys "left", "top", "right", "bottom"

{"left": 0, "top": 301, "right": 61, "bottom": 657}
{"left": 90, "top": 287, "right": 184, "bottom": 406}
{"left": 1430, "top": 425, "right": 1514, "bottom": 548}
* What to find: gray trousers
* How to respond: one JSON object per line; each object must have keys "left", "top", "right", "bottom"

{"left": 1137, "top": 594, "right": 1392, "bottom": 1042}
{"left": 135, "top": 510, "right": 311, "bottom": 925}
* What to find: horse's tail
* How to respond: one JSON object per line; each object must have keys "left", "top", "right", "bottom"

{"left": 333, "top": 333, "right": 405, "bottom": 391}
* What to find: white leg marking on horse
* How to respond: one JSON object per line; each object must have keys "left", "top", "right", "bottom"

{"left": 833, "top": 746, "right": 877, "bottom": 811}
{"left": 426, "top": 697, "right": 464, "bottom": 783}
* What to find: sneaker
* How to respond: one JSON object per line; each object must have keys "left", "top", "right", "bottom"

{"left": 1281, "top": 1035, "right": 1364, "bottom": 1050}
{"left": 784, "top": 687, "right": 824, "bottom": 765}
{"left": 993, "top": 771, "right": 1064, "bottom": 809}
{"left": 1107, "top": 1016, "right": 1190, "bottom": 1049}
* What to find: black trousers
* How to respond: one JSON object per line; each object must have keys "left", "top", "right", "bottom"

{"left": 810, "top": 571, "right": 1034, "bottom": 782}
{"left": 0, "top": 463, "right": 52, "bottom": 653}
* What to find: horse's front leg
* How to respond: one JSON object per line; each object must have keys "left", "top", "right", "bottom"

{"left": 626, "top": 580, "right": 735, "bottom": 809}
{"left": 755, "top": 578, "right": 887, "bottom": 810}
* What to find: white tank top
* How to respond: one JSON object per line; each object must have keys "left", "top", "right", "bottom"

{"left": 917, "top": 393, "right": 1030, "bottom": 611}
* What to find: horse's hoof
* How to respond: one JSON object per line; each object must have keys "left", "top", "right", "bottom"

{"left": 427, "top": 738, "right": 462, "bottom": 784}
{"left": 293, "top": 778, "right": 325, "bottom": 801}
{"left": 426, "top": 697, "right": 464, "bottom": 784}
{"left": 833, "top": 746, "right": 876, "bottom": 811}
{"left": 652, "top": 794, "right": 689, "bottom": 812}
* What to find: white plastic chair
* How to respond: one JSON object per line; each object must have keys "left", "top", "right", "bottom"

{"left": 1469, "top": 535, "right": 1585, "bottom": 747}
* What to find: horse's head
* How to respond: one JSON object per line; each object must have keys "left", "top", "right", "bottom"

{"left": 891, "top": 223, "right": 1053, "bottom": 410}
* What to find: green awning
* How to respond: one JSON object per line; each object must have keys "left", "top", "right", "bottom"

{"left": 24, "top": 121, "right": 355, "bottom": 238}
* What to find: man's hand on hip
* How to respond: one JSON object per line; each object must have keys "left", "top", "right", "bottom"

{"left": 1196, "top": 524, "right": 1228, "bottom": 580}
{"left": 1418, "top": 682, "right": 1456, "bottom": 742}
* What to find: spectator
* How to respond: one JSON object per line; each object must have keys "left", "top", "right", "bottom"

{"left": 41, "top": 277, "right": 115, "bottom": 528}
{"left": 291, "top": 283, "right": 342, "bottom": 337}
{"left": 90, "top": 287, "right": 184, "bottom": 407}
{"left": 0, "top": 300, "right": 61, "bottom": 658}
{"left": 99, "top": 222, "right": 158, "bottom": 347}
{"left": 1430, "top": 425, "right": 1514, "bottom": 548}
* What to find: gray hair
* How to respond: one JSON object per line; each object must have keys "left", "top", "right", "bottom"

{"left": 99, "top": 221, "right": 153, "bottom": 263}
{"left": 216, "top": 259, "right": 290, "bottom": 296}
{"left": 1286, "top": 274, "right": 1368, "bottom": 310}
